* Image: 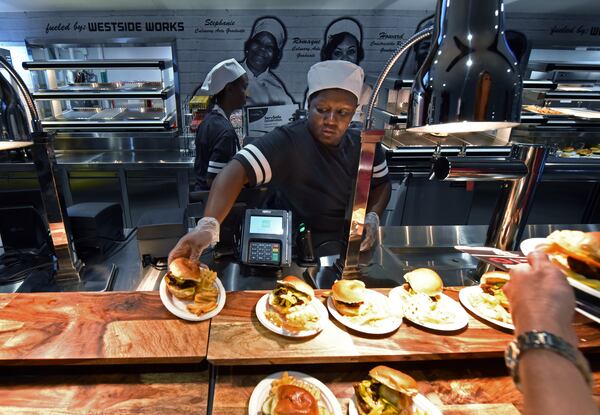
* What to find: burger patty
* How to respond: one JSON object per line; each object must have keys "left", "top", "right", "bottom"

{"left": 568, "top": 257, "right": 600, "bottom": 279}
{"left": 272, "top": 286, "right": 306, "bottom": 308}
{"left": 165, "top": 273, "right": 197, "bottom": 289}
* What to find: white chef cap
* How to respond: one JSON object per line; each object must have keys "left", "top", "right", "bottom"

{"left": 307, "top": 60, "right": 364, "bottom": 102}
{"left": 200, "top": 58, "right": 246, "bottom": 96}
{"left": 250, "top": 17, "right": 286, "bottom": 50}
{"left": 325, "top": 17, "right": 362, "bottom": 45}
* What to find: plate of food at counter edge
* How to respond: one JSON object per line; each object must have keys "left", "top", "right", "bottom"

{"left": 459, "top": 271, "right": 514, "bottom": 331}
{"left": 159, "top": 258, "right": 226, "bottom": 322}
{"left": 520, "top": 231, "right": 600, "bottom": 299}
{"left": 350, "top": 365, "right": 442, "bottom": 415}
{"left": 389, "top": 268, "right": 469, "bottom": 332}
{"left": 327, "top": 279, "right": 403, "bottom": 335}
{"left": 256, "top": 276, "right": 329, "bottom": 338}
{"left": 248, "top": 371, "right": 343, "bottom": 415}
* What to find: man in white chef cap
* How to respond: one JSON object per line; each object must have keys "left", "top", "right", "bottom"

{"left": 171, "top": 60, "right": 391, "bottom": 262}
{"left": 194, "top": 58, "right": 248, "bottom": 190}
{"left": 241, "top": 16, "right": 295, "bottom": 106}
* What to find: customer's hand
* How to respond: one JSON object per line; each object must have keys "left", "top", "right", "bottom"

{"left": 360, "top": 212, "right": 380, "bottom": 252}
{"left": 503, "top": 250, "right": 577, "bottom": 345}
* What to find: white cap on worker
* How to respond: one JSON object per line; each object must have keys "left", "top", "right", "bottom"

{"left": 200, "top": 58, "right": 246, "bottom": 96}
{"left": 250, "top": 17, "right": 285, "bottom": 50}
{"left": 306, "top": 60, "right": 364, "bottom": 102}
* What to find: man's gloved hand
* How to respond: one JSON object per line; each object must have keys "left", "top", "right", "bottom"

{"left": 360, "top": 211, "right": 380, "bottom": 252}
{"left": 168, "top": 217, "right": 220, "bottom": 264}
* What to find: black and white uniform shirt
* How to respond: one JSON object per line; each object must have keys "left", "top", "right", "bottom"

{"left": 233, "top": 119, "right": 389, "bottom": 238}
{"left": 194, "top": 104, "right": 241, "bottom": 190}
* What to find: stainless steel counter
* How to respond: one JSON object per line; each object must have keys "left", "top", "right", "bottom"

{"left": 3, "top": 223, "right": 598, "bottom": 294}
{"left": 174, "top": 224, "right": 600, "bottom": 292}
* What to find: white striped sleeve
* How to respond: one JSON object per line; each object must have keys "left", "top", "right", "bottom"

{"left": 208, "top": 160, "right": 227, "bottom": 168}
{"left": 234, "top": 143, "right": 273, "bottom": 186}
{"left": 372, "top": 159, "right": 389, "bottom": 178}
{"left": 207, "top": 160, "right": 227, "bottom": 175}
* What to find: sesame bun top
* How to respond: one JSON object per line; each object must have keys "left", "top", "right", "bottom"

{"left": 168, "top": 257, "right": 204, "bottom": 282}
{"left": 403, "top": 268, "right": 443, "bottom": 297}
{"left": 277, "top": 276, "right": 315, "bottom": 299}
{"left": 331, "top": 279, "right": 366, "bottom": 304}
{"left": 368, "top": 366, "right": 418, "bottom": 396}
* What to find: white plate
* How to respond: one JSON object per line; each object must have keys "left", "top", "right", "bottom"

{"left": 388, "top": 287, "right": 469, "bottom": 332}
{"left": 327, "top": 290, "right": 402, "bottom": 335}
{"left": 350, "top": 392, "right": 442, "bottom": 415}
{"left": 519, "top": 237, "right": 549, "bottom": 256}
{"left": 459, "top": 286, "right": 514, "bottom": 331}
{"left": 255, "top": 293, "right": 329, "bottom": 338}
{"left": 159, "top": 276, "right": 226, "bottom": 322}
{"left": 248, "top": 371, "right": 343, "bottom": 415}
{"left": 521, "top": 237, "right": 600, "bottom": 300}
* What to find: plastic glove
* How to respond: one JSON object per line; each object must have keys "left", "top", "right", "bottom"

{"left": 168, "top": 217, "right": 220, "bottom": 264}
{"left": 360, "top": 212, "right": 380, "bottom": 252}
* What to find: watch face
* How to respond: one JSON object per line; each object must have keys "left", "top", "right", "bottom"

{"left": 504, "top": 340, "right": 520, "bottom": 371}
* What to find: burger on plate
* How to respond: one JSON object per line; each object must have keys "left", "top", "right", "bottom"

{"left": 354, "top": 366, "right": 418, "bottom": 415}
{"left": 265, "top": 276, "right": 320, "bottom": 332}
{"left": 402, "top": 268, "right": 444, "bottom": 300}
{"left": 164, "top": 257, "right": 206, "bottom": 300}
{"left": 479, "top": 271, "right": 510, "bottom": 311}
{"left": 331, "top": 279, "right": 366, "bottom": 317}
{"left": 261, "top": 372, "right": 329, "bottom": 415}
{"left": 545, "top": 230, "right": 600, "bottom": 280}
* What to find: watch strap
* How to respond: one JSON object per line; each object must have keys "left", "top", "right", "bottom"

{"left": 505, "top": 330, "right": 593, "bottom": 390}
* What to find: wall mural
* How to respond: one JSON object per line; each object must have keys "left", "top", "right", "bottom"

{"left": 0, "top": 9, "right": 598, "bottom": 106}
{"left": 302, "top": 17, "right": 372, "bottom": 124}
{"left": 241, "top": 16, "right": 295, "bottom": 107}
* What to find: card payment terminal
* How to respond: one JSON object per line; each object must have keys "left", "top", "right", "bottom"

{"left": 240, "top": 209, "right": 292, "bottom": 267}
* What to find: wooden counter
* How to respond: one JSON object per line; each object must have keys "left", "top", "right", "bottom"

{"left": 0, "top": 291, "right": 209, "bottom": 365}
{"left": 212, "top": 359, "right": 600, "bottom": 414}
{"left": 1, "top": 366, "right": 209, "bottom": 415}
{"left": 207, "top": 288, "right": 600, "bottom": 366}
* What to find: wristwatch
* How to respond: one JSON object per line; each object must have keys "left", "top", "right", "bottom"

{"left": 505, "top": 330, "right": 593, "bottom": 390}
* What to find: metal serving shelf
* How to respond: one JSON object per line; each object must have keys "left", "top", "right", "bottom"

{"left": 42, "top": 111, "right": 176, "bottom": 130}
{"left": 22, "top": 59, "right": 172, "bottom": 70}
{"left": 33, "top": 86, "right": 174, "bottom": 100}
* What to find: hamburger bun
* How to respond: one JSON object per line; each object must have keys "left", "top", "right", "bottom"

{"left": 164, "top": 281, "right": 196, "bottom": 301}
{"left": 332, "top": 279, "right": 365, "bottom": 304}
{"left": 368, "top": 365, "right": 418, "bottom": 397}
{"left": 404, "top": 268, "right": 443, "bottom": 297}
{"left": 168, "top": 257, "right": 204, "bottom": 282}
{"left": 271, "top": 384, "right": 319, "bottom": 415}
{"left": 480, "top": 271, "right": 510, "bottom": 285}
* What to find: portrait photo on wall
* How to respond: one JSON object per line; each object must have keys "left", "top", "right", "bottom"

{"left": 304, "top": 16, "right": 372, "bottom": 126}
{"left": 241, "top": 16, "right": 295, "bottom": 107}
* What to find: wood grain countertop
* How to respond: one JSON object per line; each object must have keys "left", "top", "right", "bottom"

{"left": 212, "top": 359, "right": 600, "bottom": 415}
{"left": 207, "top": 288, "right": 600, "bottom": 366}
{"left": 0, "top": 365, "right": 209, "bottom": 415}
{"left": 0, "top": 291, "right": 209, "bottom": 366}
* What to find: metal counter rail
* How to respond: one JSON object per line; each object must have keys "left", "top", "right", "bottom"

{"left": 23, "top": 59, "right": 172, "bottom": 70}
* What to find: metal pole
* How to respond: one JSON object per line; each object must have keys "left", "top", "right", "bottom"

{"left": 341, "top": 130, "right": 383, "bottom": 278}
{"left": 339, "top": 28, "right": 433, "bottom": 277}
{"left": 476, "top": 143, "right": 548, "bottom": 275}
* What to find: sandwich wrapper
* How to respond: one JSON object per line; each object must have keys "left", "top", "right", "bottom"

{"left": 455, "top": 245, "right": 600, "bottom": 324}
